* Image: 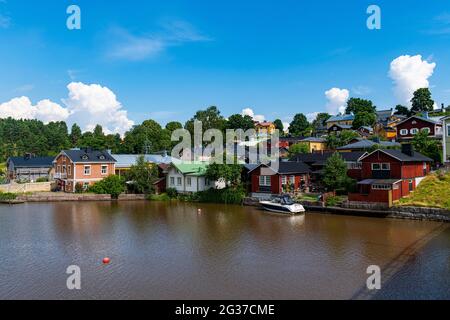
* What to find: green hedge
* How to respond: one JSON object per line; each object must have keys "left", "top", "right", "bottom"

{"left": 196, "top": 187, "right": 245, "bottom": 205}
{"left": 0, "top": 192, "right": 17, "bottom": 201}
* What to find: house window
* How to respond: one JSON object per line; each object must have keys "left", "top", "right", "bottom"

{"left": 372, "top": 163, "right": 390, "bottom": 171}
{"left": 101, "top": 165, "right": 108, "bottom": 175}
{"left": 421, "top": 127, "right": 430, "bottom": 134}
{"left": 447, "top": 125, "right": 450, "bottom": 137}
{"left": 177, "top": 177, "right": 182, "bottom": 186}
{"left": 408, "top": 179, "right": 414, "bottom": 192}
{"left": 423, "top": 162, "right": 427, "bottom": 176}
{"left": 84, "top": 165, "right": 91, "bottom": 175}
{"left": 290, "top": 176, "right": 295, "bottom": 184}
{"left": 281, "top": 176, "right": 287, "bottom": 185}
{"left": 68, "top": 165, "right": 71, "bottom": 175}
{"left": 57, "top": 165, "right": 61, "bottom": 173}
{"left": 400, "top": 129, "right": 408, "bottom": 136}
{"left": 259, "top": 176, "right": 271, "bottom": 186}
{"left": 348, "top": 162, "right": 362, "bottom": 169}
{"left": 170, "top": 177, "right": 175, "bottom": 186}
{"left": 62, "top": 165, "right": 66, "bottom": 173}
{"left": 187, "top": 177, "right": 192, "bottom": 186}
{"left": 410, "top": 128, "right": 419, "bottom": 135}
{"left": 372, "top": 184, "right": 392, "bottom": 190}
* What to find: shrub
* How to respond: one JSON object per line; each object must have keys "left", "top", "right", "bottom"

{"left": 196, "top": 187, "right": 245, "bottom": 205}
{"left": 36, "top": 177, "right": 48, "bottom": 183}
{"left": 75, "top": 182, "right": 84, "bottom": 194}
{"left": 325, "top": 196, "right": 341, "bottom": 207}
{"left": 148, "top": 193, "right": 170, "bottom": 201}
{"left": 166, "top": 188, "right": 178, "bottom": 198}
{"left": 88, "top": 175, "right": 126, "bottom": 199}
{"left": 0, "top": 192, "right": 17, "bottom": 201}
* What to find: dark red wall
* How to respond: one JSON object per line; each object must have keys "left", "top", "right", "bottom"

{"left": 396, "top": 117, "right": 439, "bottom": 139}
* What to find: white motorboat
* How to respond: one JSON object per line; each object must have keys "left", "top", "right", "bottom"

{"left": 260, "top": 195, "right": 305, "bottom": 214}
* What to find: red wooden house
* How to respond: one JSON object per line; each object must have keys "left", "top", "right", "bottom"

{"left": 248, "top": 161, "right": 311, "bottom": 196}
{"left": 396, "top": 115, "right": 443, "bottom": 141}
{"left": 348, "top": 145, "right": 432, "bottom": 206}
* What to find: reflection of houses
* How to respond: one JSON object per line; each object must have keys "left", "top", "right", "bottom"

{"left": 54, "top": 148, "right": 116, "bottom": 192}
{"left": 298, "top": 137, "right": 327, "bottom": 153}
{"left": 290, "top": 151, "right": 367, "bottom": 181}
{"left": 348, "top": 145, "right": 432, "bottom": 206}
{"left": 112, "top": 153, "right": 173, "bottom": 177}
{"left": 6, "top": 154, "right": 54, "bottom": 182}
{"left": 337, "top": 139, "right": 400, "bottom": 152}
{"left": 326, "top": 114, "right": 354, "bottom": 129}
{"left": 396, "top": 115, "right": 443, "bottom": 142}
{"left": 248, "top": 162, "right": 311, "bottom": 197}
{"left": 165, "top": 162, "right": 225, "bottom": 193}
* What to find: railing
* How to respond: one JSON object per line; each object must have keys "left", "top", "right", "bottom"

{"left": 54, "top": 173, "right": 67, "bottom": 179}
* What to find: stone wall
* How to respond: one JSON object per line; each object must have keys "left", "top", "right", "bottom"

{"left": 0, "top": 182, "right": 52, "bottom": 193}
{"left": 117, "top": 194, "right": 147, "bottom": 201}
{"left": 18, "top": 193, "right": 112, "bottom": 202}
{"left": 389, "top": 206, "right": 450, "bottom": 222}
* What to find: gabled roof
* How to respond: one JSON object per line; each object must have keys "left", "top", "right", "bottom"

{"left": 376, "top": 109, "right": 393, "bottom": 120}
{"left": 328, "top": 124, "right": 352, "bottom": 130}
{"left": 326, "top": 114, "right": 355, "bottom": 122}
{"left": 250, "top": 161, "right": 311, "bottom": 175}
{"left": 397, "top": 115, "right": 442, "bottom": 127}
{"left": 7, "top": 156, "right": 54, "bottom": 168}
{"left": 360, "top": 149, "right": 433, "bottom": 162}
{"left": 61, "top": 149, "right": 116, "bottom": 163}
{"left": 337, "top": 139, "right": 400, "bottom": 150}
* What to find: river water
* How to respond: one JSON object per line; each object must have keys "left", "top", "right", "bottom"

{"left": 0, "top": 201, "right": 448, "bottom": 299}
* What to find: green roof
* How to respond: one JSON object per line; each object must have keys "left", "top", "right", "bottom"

{"left": 173, "top": 162, "right": 208, "bottom": 176}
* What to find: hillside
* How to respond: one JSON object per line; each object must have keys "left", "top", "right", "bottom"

{"left": 398, "top": 172, "right": 450, "bottom": 210}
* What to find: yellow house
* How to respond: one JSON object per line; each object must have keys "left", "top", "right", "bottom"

{"left": 255, "top": 121, "right": 276, "bottom": 136}
{"left": 326, "top": 114, "right": 355, "bottom": 129}
{"left": 298, "top": 137, "right": 327, "bottom": 153}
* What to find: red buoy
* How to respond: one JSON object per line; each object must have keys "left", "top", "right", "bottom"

{"left": 103, "top": 257, "right": 111, "bottom": 264}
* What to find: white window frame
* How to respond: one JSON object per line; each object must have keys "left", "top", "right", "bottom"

{"left": 447, "top": 125, "right": 450, "bottom": 137}
{"left": 259, "top": 176, "right": 271, "bottom": 187}
{"left": 177, "top": 177, "right": 182, "bottom": 186}
{"left": 101, "top": 165, "right": 108, "bottom": 175}
{"left": 348, "top": 162, "right": 362, "bottom": 169}
{"left": 281, "top": 176, "right": 287, "bottom": 185}
{"left": 170, "top": 177, "right": 175, "bottom": 186}
{"left": 84, "top": 165, "right": 91, "bottom": 176}
{"left": 290, "top": 176, "right": 295, "bottom": 184}
{"left": 372, "top": 163, "right": 391, "bottom": 171}
{"left": 187, "top": 177, "right": 192, "bottom": 186}
{"left": 410, "top": 128, "right": 419, "bottom": 135}
{"left": 372, "top": 184, "right": 392, "bottom": 190}
{"left": 400, "top": 129, "right": 408, "bottom": 136}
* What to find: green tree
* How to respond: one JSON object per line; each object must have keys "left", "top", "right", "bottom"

{"left": 125, "top": 155, "right": 159, "bottom": 194}
{"left": 273, "top": 119, "right": 284, "bottom": 132}
{"left": 394, "top": 105, "right": 411, "bottom": 117}
{"left": 165, "top": 121, "right": 183, "bottom": 133}
{"left": 288, "top": 143, "right": 309, "bottom": 156}
{"left": 412, "top": 130, "right": 441, "bottom": 163}
{"left": 352, "top": 111, "right": 376, "bottom": 129}
{"left": 88, "top": 175, "right": 126, "bottom": 199}
{"left": 226, "top": 114, "right": 255, "bottom": 131}
{"left": 322, "top": 153, "right": 355, "bottom": 192}
{"left": 122, "top": 119, "right": 170, "bottom": 154}
{"left": 326, "top": 131, "right": 359, "bottom": 149}
{"left": 411, "top": 88, "right": 435, "bottom": 113}
{"left": 289, "top": 113, "right": 311, "bottom": 137}
{"left": 205, "top": 162, "right": 242, "bottom": 189}
{"left": 185, "top": 106, "right": 227, "bottom": 140}
{"left": 312, "top": 113, "right": 331, "bottom": 132}
{"left": 70, "top": 124, "right": 82, "bottom": 147}
{"left": 345, "top": 98, "right": 376, "bottom": 114}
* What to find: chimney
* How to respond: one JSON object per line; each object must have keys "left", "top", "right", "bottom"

{"left": 401, "top": 143, "right": 414, "bottom": 157}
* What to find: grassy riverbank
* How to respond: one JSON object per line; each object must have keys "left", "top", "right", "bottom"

{"left": 398, "top": 172, "right": 450, "bottom": 210}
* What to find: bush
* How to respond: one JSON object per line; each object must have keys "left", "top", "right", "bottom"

{"left": 166, "top": 188, "right": 178, "bottom": 198}
{"left": 196, "top": 187, "right": 245, "bottom": 204}
{"left": 148, "top": 193, "right": 171, "bottom": 201}
{"left": 0, "top": 192, "right": 17, "bottom": 201}
{"left": 36, "top": 177, "right": 48, "bottom": 183}
{"left": 88, "top": 175, "right": 126, "bottom": 199}
{"left": 75, "top": 182, "right": 84, "bottom": 194}
{"left": 325, "top": 195, "right": 345, "bottom": 207}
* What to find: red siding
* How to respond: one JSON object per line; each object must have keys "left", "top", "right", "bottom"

{"left": 249, "top": 167, "right": 310, "bottom": 194}
{"left": 397, "top": 117, "right": 440, "bottom": 139}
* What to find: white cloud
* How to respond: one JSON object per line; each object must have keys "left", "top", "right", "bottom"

{"left": 108, "top": 21, "right": 210, "bottom": 61}
{"left": 0, "top": 97, "right": 69, "bottom": 123}
{"left": 306, "top": 112, "right": 319, "bottom": 123}
{"left": 0, "top": 82, "right": 134, "bottom": 136}
{"left": 325, "top": 88, "right": 349, "bottom": 115}
{"left": 63, "top": 82, "right": 134, "bottom": 135}
{"left": 389, "top": 55, "right": 436, "bottom": 107}
{"left": 241, "top": 108, "right": 265, "bottom": 122}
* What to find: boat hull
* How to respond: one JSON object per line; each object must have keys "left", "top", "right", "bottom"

{"left": 260, "top": 202, "right": 305, "bottom": 214}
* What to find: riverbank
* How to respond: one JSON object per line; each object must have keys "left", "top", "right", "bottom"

{"left": 13, "top": 192, "right": 147, "bottom": 202}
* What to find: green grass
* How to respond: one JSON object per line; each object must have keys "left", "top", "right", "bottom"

{"left": 148, "top": 193, "right": 171, "bottom": 201}
{"left": 398, "top": 172, "right": 450, "bottom": 210}
{"left": 295, "top": 194, "right": 321, "bottom": 202}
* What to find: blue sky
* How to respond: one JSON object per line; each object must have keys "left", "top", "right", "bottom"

{"left": 0, "top": 0, "right": 450, "bottom": 133}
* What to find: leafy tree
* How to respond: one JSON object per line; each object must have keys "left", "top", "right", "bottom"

{"left": 273, "top": 119, "right": 284, "bottom": 133}
{"left": 289, "top": 113, "right": 311, "bottom": 137}
{"left": 125, "top": 155, "right": 159, "bottom": 194}
{"left": 288, "top": 143, "right": 309, "bottom": 156}
{"left": 411, "top": 88, "right": 434, "bottom": 113}
{"left": 165, "top": 121, "right": 183, "bottom": 133}
{"left": 352, "top": 111, "right": 376, "bottom": 129}
{"left": 226, "top": 114, "right": 255, "bottom": 131}
{"left": 345, "top": 98, "right": 376, "bottom": 114}
{"left": 70, "top": 124, "right": 82, "bottom": 146}
{"left": 412, "top": 130, "right": 441, "bottom": 163}
{"left": 88, "top": 175, "right": 126, "bottom": 199}
{"left": 185, "top": 106, "right": 227, "bottom": 141}
{"left": 205, "top": 157, "right": 242, "bottom": 189}
{"left": 326, "top": 131, "right": 359, "bottom": 149}
{"left": 122, "top": 119, "right": 170, "bottom": 154}
{"left": 322, "top": 153, "right": 355, "bottom": 192}
{"left": 312, "top": 113, "right": 331, "bottom": 132}
{"left": 394, "top": 105, "right": 411, "bottom": 117}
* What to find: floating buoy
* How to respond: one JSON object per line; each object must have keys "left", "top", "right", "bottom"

{"left": 103, "top": 257, "right": 111, "bottom": 264}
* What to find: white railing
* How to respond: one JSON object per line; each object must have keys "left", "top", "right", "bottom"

{"left": 54, "top": 173, "right": 67, "bottom": 179}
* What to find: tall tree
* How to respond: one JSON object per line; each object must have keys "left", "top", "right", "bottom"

{"left": 352, "top": 111, "right": 376, "bottom": 129}
{"left": 70, "top": 124, "right": 82, "bottom": 147}
{"left": 312, "top": 113, "right": 331, "bottom": 132}
{"left": 322, "top": 153, "right": 355, "bottom": 192}
{"left": 273, "top": 119, "right": 284, "bottom": 133}
{"left": 411, "top": 88, "right": 435, "bottom": 113}
{"left": 185, "top": 106, "right": 227, "bottom": 139}
{"left": 289, "top": 113, "right": 311, "bottom": 137}
{"left": 394, "top": 105, "right": 411, "bottom": 117}
{"left": 226, "top": 114, "right": 255, "bottom": 131}
{"left": 412, "top": 130, "right": 441, "bottom": 163}
{"left": 125, "top": 155, "right": 159, "bottom": 194}
{"left": 345, "top": 98, "right": 376, "bottom": 114}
